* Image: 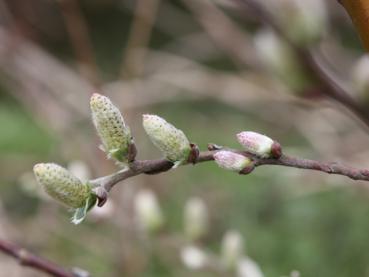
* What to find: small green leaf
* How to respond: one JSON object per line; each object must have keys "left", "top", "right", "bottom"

{"left": 71, "top": 194, "right": 97, "bottom": 224}
{"left": 87, "top": 194, "right": 97, "bottom": 211}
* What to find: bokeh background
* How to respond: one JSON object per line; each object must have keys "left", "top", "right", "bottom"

{"left": 1, "top": 0, "right": 369, "bottom": 276}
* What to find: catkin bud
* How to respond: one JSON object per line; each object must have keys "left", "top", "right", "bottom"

{"left": 90, "top": 93, "right": 134, "bottom": 163}
{"left": 213, "top": 151, "right": 253, "bottom": 173}
{"left": 33, "top": 163, "right": 91, "bottom": 209}
{"left": 352, "top": 54, "right": 369, "bottom": 103}
{"left": 261, "top": 0, "right": 327, "bottom": 45}
{"left": 221, "top": 230, "right": 244, "bottom": 271}
{"left": 142, "top": 114, "right": 191, "bottom": 166}
{"left": 134, "top": 189, "right": 164, "bottom": 234}
{"left": 254, "top": 29, "right": 310, "bottom": 93}
{"left": 237, "top": 257, "right": 264, "bottom": 277}
{"left": 180, "top": 246, "right": 208, "bottom": 270}
{"left": 287, "top": 0, "right": 327, "bottom": 45}
{"left": 237, "top": 131, "right": 281, "bottom": 158}
{"left": 184, "top": 197, "right": 209, "bottom": 241}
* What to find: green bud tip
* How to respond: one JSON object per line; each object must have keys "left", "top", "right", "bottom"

{"left": 90, "top": 93, "right": 134, "bottom": 163}
{"left": 142, "top": 114, "right": 191, "bottom": 166}
{"left": 33, "top": 163, "right": 91, "bottom": 209}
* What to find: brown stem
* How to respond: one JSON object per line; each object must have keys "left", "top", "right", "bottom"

{"left": 90, "top": 148, "right": 369, "bottom": 194}
{"left": 0, "top": 238, "right": 79, "bottom": 277}
{"left": 255, "top": 155, "right": 369, "bottom": 180}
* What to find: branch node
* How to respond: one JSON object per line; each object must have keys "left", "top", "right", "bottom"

{"left": 18, "top": 249, "right": 29, "bottom": 265}
{"left": 128, "top": 141, "right": 138, "bottom": 163}
{"left": 187, "top": 143, "right": 200, "bottom": 164}
{"left": 92, "top": 186, "right": 108, "bottom": 207}
{"left": 271, "top": 141, "right": 282, "bottom": 159}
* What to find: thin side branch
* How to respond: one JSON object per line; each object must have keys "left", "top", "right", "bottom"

{"left": 120, "top": 0, "right": 160, "bottom": 78}
{"left": 57, "top": 0, "right": 100, "bottom": 86}
{"left": 0, "top": 238, "right": 79, "bottom": 277}
{"left": 90, "top": 148, "right": 369, "bottom": 194}
{"left": 235, "top": 0, "right": 369, "bottom": 129}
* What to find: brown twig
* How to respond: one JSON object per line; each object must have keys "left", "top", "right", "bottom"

{"left": 181, "top": 0, "right": 259, "bottom": 68}
{"left": 0, "top": 238, "right": 79, "bottom": 277}
{"left": 90, "top": 147, "right": 369, "bottom": 195}
{"left": 57, "top": 0, "right": 100, "bottom": 87}
{"left": 120, "top": 0, "right": 160, "bottom": 78}
{"left": 234, "top": 0, "right": 369, "bottom": 129}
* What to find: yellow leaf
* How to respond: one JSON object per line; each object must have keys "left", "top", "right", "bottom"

{"left": 341, "top": 0, "right": 369, "bottom": 51}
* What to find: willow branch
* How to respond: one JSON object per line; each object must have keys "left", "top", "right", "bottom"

{"left": 0, "top": 238, "right": 81, "bottom": 277}
{"left": 90, "top": 147, "right": 369, "bottom": 194}
{"left": 235, "top": 0, "right": 369, "bottom": 129}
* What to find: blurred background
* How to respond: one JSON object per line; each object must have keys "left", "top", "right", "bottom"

{"left": 1, "top": 0, "right": 369, "bottom": 276}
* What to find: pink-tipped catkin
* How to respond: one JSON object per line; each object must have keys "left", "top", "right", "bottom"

{"left": 237, "top": 131, "right": 281, "bottom": 158}
{"left": 213, "top": 151, "right": 252, "bottom": 172}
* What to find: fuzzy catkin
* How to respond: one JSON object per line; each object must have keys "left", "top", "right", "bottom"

{"left": 143, "top": 114, "right": 191, "bottom": 165}
{"left": 33, "top": 163, "right": 91, "bottom": 208}
{"left": 90, "top": 93, "right": 133, "bottom": 162}
{"left": 237, "top": 131, "right": 274, "bottom": 158}
{"left": 213, "top": 151, "right": 252, "bottom": 172}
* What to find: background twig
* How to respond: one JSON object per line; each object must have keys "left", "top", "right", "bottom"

{"left": 235, "top": 0, "right": 369, "bottom": 130}
{"left": 57, "top": 0, "right": 100, "bottom": 86}
{"left": 120, "top": 0, "right": 160, "bottom": 78}
{"left": 0, "top": 238, "right": 80, "bottom": 277}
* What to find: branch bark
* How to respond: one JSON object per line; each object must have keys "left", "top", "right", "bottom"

{"left": 0, "top": 238, "right": 81, "bottom": 277}
{"left": 90, "top": 147, "right": 369, "bottom": 195}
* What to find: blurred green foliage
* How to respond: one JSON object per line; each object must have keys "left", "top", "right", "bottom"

{"left": 0, "top": 93, "right": 54, "bottom": 155}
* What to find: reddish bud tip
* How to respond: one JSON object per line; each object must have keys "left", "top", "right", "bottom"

{"left": 239, "top": 163, "right": 255, "bottom": 175}
{"left": 271, "top": 141, "right": 282, "bottom": 159}
{"left": 187, "top": 143, "right": 200, "bottom": 164}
